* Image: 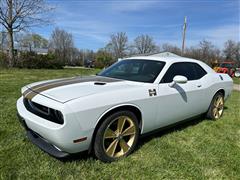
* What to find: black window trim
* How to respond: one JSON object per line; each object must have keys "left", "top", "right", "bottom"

{"left": 159, "top": 61, "right": 207, "bottom": 84}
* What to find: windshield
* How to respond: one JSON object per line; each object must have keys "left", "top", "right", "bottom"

{"left": 98, "top": 59, "right": 165, "bottom": 83}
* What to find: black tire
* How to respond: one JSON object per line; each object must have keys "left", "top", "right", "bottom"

{"left": 206, "top": 92, "right": 224, "bottom": 120}
{"left": 94, "top": 111, "right": 139, "bottom": 162}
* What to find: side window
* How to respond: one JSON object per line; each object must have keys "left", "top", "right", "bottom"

{"left": 160, "top": 62, "right": 207, "bottom": 83}
{"left": 193, "top": 63, "right": 207, "bottom": 79}
{"left": 160, "top": 63, "right": 186, "bottom": 83}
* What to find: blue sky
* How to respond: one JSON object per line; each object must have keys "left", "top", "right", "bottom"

{"left": 32, "top": 0, "right": 239, "bottom": 50}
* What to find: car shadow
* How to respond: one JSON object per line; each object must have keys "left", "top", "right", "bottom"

{"left": 136, "top": 114, "right": 208, "bottom": 151}
{"left": 173, "top": 84, "right": 187, "bottom": 102}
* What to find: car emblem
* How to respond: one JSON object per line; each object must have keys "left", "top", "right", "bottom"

{"left": 148, "top": 89, "right": 157, "bottom": 96}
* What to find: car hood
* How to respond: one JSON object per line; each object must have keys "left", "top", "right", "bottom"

{"left": 24, "top": 76, "right": 140, "bottom": 103}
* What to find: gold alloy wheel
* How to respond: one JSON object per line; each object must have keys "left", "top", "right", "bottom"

{"left": 213, "top": 95, "right": 224, "bottom": 119}
{"left": 103, "top": 116, "right": 136, "bottom": 158}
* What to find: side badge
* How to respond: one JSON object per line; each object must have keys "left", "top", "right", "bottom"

{"left": 148, "top": 89, "right": 157, "bottom": 96}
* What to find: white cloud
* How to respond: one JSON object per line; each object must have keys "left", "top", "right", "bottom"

{"left": 108, "top": 1, "right": 160, "bottom": 12}
{"left": 188, "top": 24, "right": 240, "bottom": 48}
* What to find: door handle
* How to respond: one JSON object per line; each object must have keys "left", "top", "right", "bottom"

{"left": 197, "top": 85, "right": 202, "bottom": 88}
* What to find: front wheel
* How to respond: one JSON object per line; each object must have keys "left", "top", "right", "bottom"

{"left": 206, "top": 92, "right": 224, "bottom": 120}
{"left": 94, "top": 111, "right": 139, "bottom": 162}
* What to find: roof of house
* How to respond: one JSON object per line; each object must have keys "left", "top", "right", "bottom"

{"left": 15, "top": 47, "right": 48, "bottom": 54}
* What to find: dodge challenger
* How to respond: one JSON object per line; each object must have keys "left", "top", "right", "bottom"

{"left": 17, "top": 55, "right": 233, "bottom": 162}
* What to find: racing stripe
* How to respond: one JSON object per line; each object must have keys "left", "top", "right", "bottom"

{"left": 23, "top": 76, "right": 122, "bottom": 100}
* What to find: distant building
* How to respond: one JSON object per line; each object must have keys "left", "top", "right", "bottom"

{"left": 2, "top": 46, "right": 48, "bottom": 55}
{"left": 16, "top": 47, "right": 48, "bottom": 55}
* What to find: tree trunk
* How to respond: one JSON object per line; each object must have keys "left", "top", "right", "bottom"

{"left": 7, "top": 0, "right": 14, "bottom": 67}
{"left": 7, "top": 30, "right": 14, "bottom": 67}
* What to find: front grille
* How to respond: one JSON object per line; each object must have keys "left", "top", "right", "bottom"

{"left": 23, "top": 98, "right": 64, "bottom": 124}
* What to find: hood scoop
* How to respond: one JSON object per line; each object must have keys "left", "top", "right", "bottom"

{"left": 94, "top": 82, "right": 106, "bottom": 85}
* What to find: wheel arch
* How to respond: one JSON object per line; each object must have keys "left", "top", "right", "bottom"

{"left": 207, "top": 88, "right": 225, "bottom": 114}
{"left": 215, "top": 88, "right": 225, "bottom": 98}
{"left": 88, "top": 104, "right": 143, "bottom": 153}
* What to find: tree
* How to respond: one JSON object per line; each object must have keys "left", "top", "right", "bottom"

{"left": 31, "top": 34, "right": 48, "bottom": 48}
{"left": 0, "top": 0, "right": 52, "bottom": 67}
{"left": 198, "top": 40, "right": 220, "bottom": 64}
{"left": 95, "top": 49, "right": 113, "bottom": 68}
{"left": 134, "top": 34, "right": 157, "bottom": 54}
{"left": 49, "top": 28, "right": 74, "bottom": 64}
{"left": 16, "top": 33, "right": 48, "bottom": 51}
{"left": 184, "top": 40, "right": 220, "bottom": 65}
{"left": 109, "top": 32, "right": 128, "bottom": 59}
{"left": 161, "top": 43, "right": 181, "bottom": 55}
{"left": 223, "top": 40, "right": 240, "bottom": 62}
{"left": 0, "top": 31, "right": 7, "bottom": 51}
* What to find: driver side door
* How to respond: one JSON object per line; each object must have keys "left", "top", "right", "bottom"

{"left": 155, "top": 62, "right": 207, "bottom": 128}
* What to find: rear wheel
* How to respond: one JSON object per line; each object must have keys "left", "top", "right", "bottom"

{"left": 94, "top": 111, "right": 139, "bottom": 162}
{"left": 206, "top": 92, "right": 224, "bottom": 120}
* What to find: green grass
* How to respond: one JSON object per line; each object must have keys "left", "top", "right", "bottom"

{"left": 0, "top": 68, "right": 240, "bottom": 179}
{"left": 233, "top": 77, "right": 240, "bottom": 84}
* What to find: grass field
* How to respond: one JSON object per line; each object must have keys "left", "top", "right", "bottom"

{"left": 233, "top": 77, "right": 240, "bottom": 84}
{"left": 0, "top": 68, "right": 240, "bottom": 179}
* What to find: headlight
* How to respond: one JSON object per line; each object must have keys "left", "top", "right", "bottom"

{"left": 23, "top": 98, "right": 64, "bottom": 124}
{"left": 53, "top": 110, "right": 64, "bottom": 124}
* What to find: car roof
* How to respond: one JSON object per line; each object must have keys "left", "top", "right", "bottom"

{"left": 125, "top": 55, "right": 201, "bottom": 64}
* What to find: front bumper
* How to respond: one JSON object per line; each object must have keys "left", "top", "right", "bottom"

{"left": 17, "top": 113, "right": 69, "bottom": 158}
{"left": 16, "top": 96, "right": 91, "bottom": 155}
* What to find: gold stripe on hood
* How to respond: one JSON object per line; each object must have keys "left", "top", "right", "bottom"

{"left": 23, "top": 76, "right": 122, "bottom": 100}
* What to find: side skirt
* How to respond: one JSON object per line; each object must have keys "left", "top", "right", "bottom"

{"left": 140, "top": 114, "right": 204, "bottom": 138}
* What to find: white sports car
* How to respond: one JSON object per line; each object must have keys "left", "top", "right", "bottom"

{"left": 17, "top": 55, "right": 233, "bottom": 162}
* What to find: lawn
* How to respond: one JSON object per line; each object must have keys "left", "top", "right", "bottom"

{"left": 0, "top": 68, "right": 239, "bottom": 179}
{"left": 233, "top": 77, "right": 240, "bottom": 84}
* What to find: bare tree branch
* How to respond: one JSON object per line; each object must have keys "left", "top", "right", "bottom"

{"left": 134, "top": 34, "right": 157, "bottom": 54}
{"left": 109, "top": 32, "right": 128, "bottom": 59}
{"left": 0, "top": 0, "right": 53, "bottom": 67}
{"left": 49, "top": 27, "right": 75, "bottom": 64}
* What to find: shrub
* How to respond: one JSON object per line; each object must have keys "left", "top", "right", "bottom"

{"left": 94, "top": 50, "right": 114, "bottom": 68}
{"left": 0, "top": 52, "right": 8, "bottom": 68}
{"left": 16, "top": 52, "right": 64, "bottom": 69}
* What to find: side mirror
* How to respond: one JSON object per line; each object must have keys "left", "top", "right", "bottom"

{"left": 169, "top": 75, "right": 188, "bottom": 87}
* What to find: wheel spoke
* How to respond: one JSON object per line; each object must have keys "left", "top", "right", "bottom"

{"left": 214, "top": 97, "right": 219, "bottom": 106}
{"left": 106, "top": 139, "right": 118, "bottom": 157}
{"left": 218, "top": 98, "right": 223, "bottom": 106}
{"left": 122, "top": 125, "right": 135, "bottom": 136}
{"left": 216, "top": 110, "right": 220, "bottom": 118}
{"left": 213, "top": 108, "right": 218, "bottom": 118}
{"left": 218, "top": 104, "right": 224, "bottom": 110}
{"left": 117, "top": 117, "right": 126, "bottom": 134}
{"left": 104, "top": 128, "right": 117, "bottom": 139}
{"left": 119, "top": 139, "right": 130, "bottom": 153}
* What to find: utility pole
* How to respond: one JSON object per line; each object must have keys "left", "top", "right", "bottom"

{"left": 181, "top": 16, "right": 187, "bottom": 56}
